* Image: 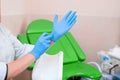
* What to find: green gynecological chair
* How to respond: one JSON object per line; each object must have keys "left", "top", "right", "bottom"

{"left": 17, "top": 19, "right": 102, "bottom": 80}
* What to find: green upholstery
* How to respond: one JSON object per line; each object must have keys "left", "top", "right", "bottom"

{"left": 46, "top": 32, "right": 86, "bottom": 63}
{"left": 17, "top": 19, "right": 102, "bottom": 80}
{"left": 17, "top": 34, "right": 29, "bottom": 44}
{"left": 63, "top": 62, "right": 101, "bottom": 80}
{"left": 27, "top": 19, "right": 52, "bottom": 44}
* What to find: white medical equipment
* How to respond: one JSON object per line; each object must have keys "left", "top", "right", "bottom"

{"left": 32, "top": 51, "right": 63, "bottom": 80}
{"left": 108, "top": 45, "right": 120, "bottom": 66}
{"left": 97, "top": 45, "right": 120, "bottom": 80}
{"left": 98, "top": 45, "right": 120, "bottom": 73}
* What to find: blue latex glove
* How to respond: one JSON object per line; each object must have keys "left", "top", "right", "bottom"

{"left": 30, "top": 32, "right": 51, "bottom": 60}
{"left": 51, "top": 10, "right": 77, "bottom": 42}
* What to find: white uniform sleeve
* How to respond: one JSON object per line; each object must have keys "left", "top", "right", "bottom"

{"left": 8, "top": 33, "right": 34, "bottom": 59}
{"left": 0, "top": 62, "right": 8, "bottom": 80}
{"left": 0, "top": 24, "right": 34, "bottom": 59}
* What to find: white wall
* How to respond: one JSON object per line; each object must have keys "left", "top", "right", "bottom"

{"left": 29, "top": 0, "right": 120, "bottom": 17}
{"left": 1, "top": 0, "right": 29, "bottom": 35}
{"left": 1, "top": 0, "right": 120, "bottom": 34}
{"left": 1, "top": 0, "right": 120, "bottom": 17}
{"left": 1, "top": 0, "right": 28, "bottom": 15}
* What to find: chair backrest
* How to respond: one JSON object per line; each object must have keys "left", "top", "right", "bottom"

{"left": 18, "top": 19, "right": 86, "bottom": 64}
{"left": 26, "top": 19, "right": 53, "bottom": 44}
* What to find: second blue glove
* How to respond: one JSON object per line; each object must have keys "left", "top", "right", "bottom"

{"left": 51, "top": 10, "right": 77, "bottom": 42}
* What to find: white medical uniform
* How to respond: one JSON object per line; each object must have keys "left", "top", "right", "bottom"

{"left": 0, "top": 23, "right": 34, "bottom": 80}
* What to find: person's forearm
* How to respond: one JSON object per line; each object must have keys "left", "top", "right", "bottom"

{"left": 7, "top": 53, "right": 35, "bottom": 80}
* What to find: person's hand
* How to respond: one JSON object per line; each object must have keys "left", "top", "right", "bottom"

{"left": 30, "top": 32, "right": 51, "bottom": 60}
{"left": 50, "top": 10, "right": 77, "bottom": 42}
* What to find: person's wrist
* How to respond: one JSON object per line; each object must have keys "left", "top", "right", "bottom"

{"left": 27, "top": 53, "right": 36, "bottom": 61}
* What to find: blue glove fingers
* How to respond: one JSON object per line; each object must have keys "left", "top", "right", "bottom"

{"left": 50, "top": 32, "right": 59, "bottom": 42}
{"left": 41, "top": 32, "right": 49, "bottom": 37}
{"left": 38, "top": 32, "right": 50, "bottom": 41}
{"left": 40, "top": 39, "right": 50, "bottom": 50}
{"left": 66, "top": 11, "right": 76, "bottom": 23}
{"left": 69, "top": 19, "right": 77, "bottom": 28}
{"left": 42, "top": 41, "right": 50, "bottom": 49}
{"left": 44, "top": 33, "right": 52, "bottom": 40}
{"left": 44, "top": 40, "right": 51, "bottom": 44}
{"left": 43, "top": 34, "right": 51, "bottom": 44}
{"left": 45, "top": 43, "right": 50, "bottom": 48}
{"left": 63, "top": 11, "right": 72, "bottom": 20}
{"left": 54, "top": 15, "right": 58, "bottom": 24}
{"left": 68, "top": 15, "right": 77, "bottom": 27}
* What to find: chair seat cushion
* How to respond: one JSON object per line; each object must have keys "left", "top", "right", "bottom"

{"left": 63, "top": 62, "right": 101, "bottom": 80}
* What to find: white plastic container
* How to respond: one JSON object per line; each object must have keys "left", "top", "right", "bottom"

{"left": 32, "top": 51, "right": 63, "bottom": 80}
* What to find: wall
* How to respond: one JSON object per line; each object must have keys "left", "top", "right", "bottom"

{"left": 1, "top": 0, "right": 120, "bottom": 34}
{"left": 2, "top": 0, "right": 120, "bottom": 17}
{"left": 1, "top": 0, "right": 120, "bottom": 60}
{"left": 29, "top": 0, "right": 120, "bottom": 17}
{"left": 0, "top": 0, "right": 1, "bottom": 22}
{"left": 1, "top": 0, "right": 120, "bottom": 80}
{"left": 1, "top": 0, "right": 29, "bottom": 35}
